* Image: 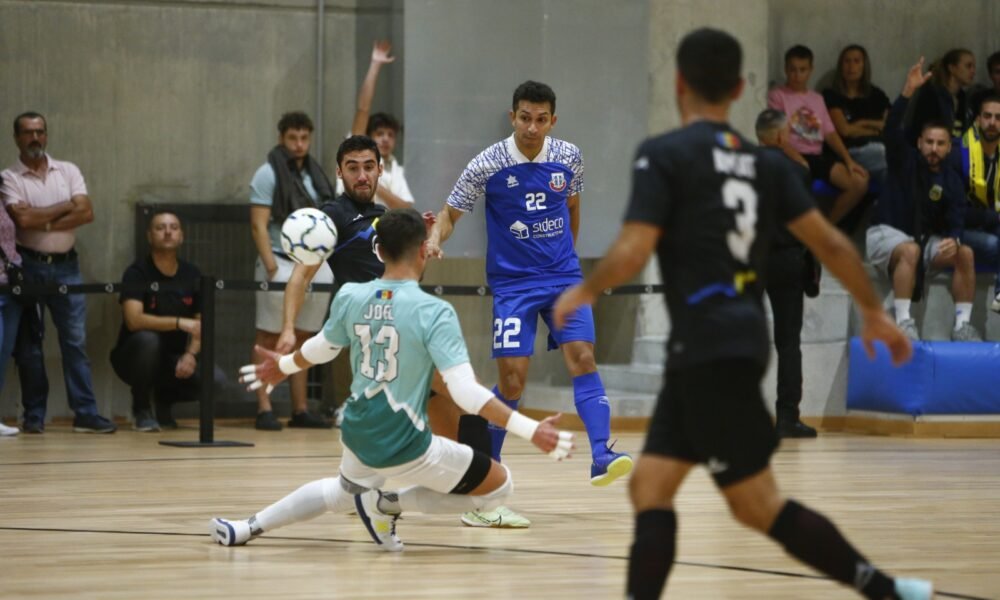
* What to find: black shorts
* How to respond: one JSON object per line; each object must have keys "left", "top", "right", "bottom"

{"left": 803, "top": 151, "right": 838, "bottom": 183}
{"left": 642, "top": 358, "right": 778, "bottom": 488}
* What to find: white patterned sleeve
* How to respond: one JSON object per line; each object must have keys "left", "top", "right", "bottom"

{"left": 568, "top": 144, "right": 584, "bottom": 196}
{"left": 446, "top": 152, "right": 492, "bottom": 213}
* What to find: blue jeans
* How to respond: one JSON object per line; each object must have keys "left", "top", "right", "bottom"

{"left": 0, "top": 293, "right": 23, "bottom": 394}
{"left": 961, "top": 229, "right": 1000, "bottom": 294}
{"left": 13, "top": 256, "right": 99, "bottom": 423}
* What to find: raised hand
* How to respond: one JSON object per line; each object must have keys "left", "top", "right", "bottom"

{"left": 902, "top": 57, "right": 932, "bottom": 98}
{"left": 371, "top": 39, "right": 395, "bottom": 65}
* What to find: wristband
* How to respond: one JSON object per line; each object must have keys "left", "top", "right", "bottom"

{"left": 278, "top": 354, "right": 303, "bottom": 375}
{"left": 506, "top": 411, "right": 540, "bottom": 441}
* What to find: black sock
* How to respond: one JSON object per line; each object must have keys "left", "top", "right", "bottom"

{"left": 627, "top": 509, "right": 677, "bottom": 600}
{"left": 768, "top": 500, "right": 895, "bottom": 599}
{"left": 457, "top": 415, "right": 491, "bottom": 456}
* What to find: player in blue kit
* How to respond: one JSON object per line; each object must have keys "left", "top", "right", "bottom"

{"left": 211, "top": 208, "right": 573, "bottom": 551}
{"left": 428, "top": 81, "right": 632, "bottom": 528}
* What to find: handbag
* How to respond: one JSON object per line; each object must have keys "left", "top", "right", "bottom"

{"left": 0, "top": 243, "right": 26, "bottom": 297}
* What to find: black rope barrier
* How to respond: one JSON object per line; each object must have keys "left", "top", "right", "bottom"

{"left": 1, "top": 276, "right": 661, "bottom": 448}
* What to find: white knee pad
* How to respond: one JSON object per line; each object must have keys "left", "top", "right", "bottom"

{"left": 472, "top": 464, "right": 513, "bottom": 511}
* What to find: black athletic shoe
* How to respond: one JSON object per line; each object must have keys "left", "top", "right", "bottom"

{"left": 255, "top": 410, "right": 283, "bottom": 431}
{"left": 22, "top": 419, "right": 44, "bottom": 434}
{"left": 288, "top": 411, "right": 333, "bottom": 429}
{"left": 155, "top": 400, "right": 178, "bottom": 430}
{"left": 73, "top": 414, "right": 117, "bottom": 434}
{"left": 776, "top": 419, "right": 818, "bottom": 439}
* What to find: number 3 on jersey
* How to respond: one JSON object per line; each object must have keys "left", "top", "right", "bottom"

{"left": 493, "top": 317, "right": 521, "bottom": 349}
{"left": 721, "top": 178, "right": 758, "bottom": 263}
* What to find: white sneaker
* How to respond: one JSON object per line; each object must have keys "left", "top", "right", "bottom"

{"left": 355, "top": 490, "right": 403, "bottom": 551}
{"left": 898, "top": 318, "right": 920, "bottom": 341}
{"left": 894, "top": 577, "right": 933, "bottom": 600}
{"left": 0, "top": 422, "right": 19, "bottom": 436}
{"left": 209, "top": 517, "right": 255, "bottom": 546}
{"left": 951, "top": 322, "right": 982, "bottom": 342}
{"left": 460, "top": 505, "right": 531, "bottom": 528}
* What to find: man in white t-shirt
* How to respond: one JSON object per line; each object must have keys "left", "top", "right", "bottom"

{"left": 335, "top": 39, "right": 414, "bottom": 209}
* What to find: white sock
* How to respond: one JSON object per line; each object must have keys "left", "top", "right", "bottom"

{"left": 955, "top": 302, "right": 973, "bottom": 329}
{"left": 894, "top": 299, "right": 912, "bottom": 323}
{"left": 254, "top": 477, "right": 350, "bottom": 532}
{"left": 396, "top": 485, "right": 482, "bottom": 514}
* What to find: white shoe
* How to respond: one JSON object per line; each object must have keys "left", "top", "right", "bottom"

{"left": 894, "top": 577, "right": 933, "bottom": 600}
{"left": 0, "top": 422, "right": 19, "bottom": 436}
{"left": 209, "top": 517, "right": 254, "bottom": 546}
{"left": 951, "top": 322, "right": 982, "bottom": 342}
{"left": 355, "top": 490, "right": 403, "bottom": 551}
{"left": 460, "top": 506, "right": 531, "bottom": 528}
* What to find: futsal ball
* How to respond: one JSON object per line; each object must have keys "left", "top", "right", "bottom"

{"left": 280, "top": 208, "right": 338, "bottom": 266}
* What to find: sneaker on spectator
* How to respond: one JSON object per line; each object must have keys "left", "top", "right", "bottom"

{"left": 22, "top": 419, "right": 44, "bottom": 434}
{"left": 776, "top": 418, "right": 818, "bottom": 439}
{"left": 991, "top": 291, "right": 1000, "bottom": 314}
{"left": 132, "top": 410, "right": 161, "bottom": 432}
{"left": 355, "top": 490, "right": 403, "bottom": 551}
{"left": 590, "top": 442, "right": 634, "bottom": 487}
{"left": 461, "top": 506, "right": 531, "bottom": 528}
{"left": 898, "top": 318, "right": 920, "bottom": 341}
{"left": 287, "top": 411, "right": 333, "bottom": 429}
{"left": 951, "top": 323, "right": 982, "bottom": 342}
{"left": 255, "top": 411, "right": 282, "bottom": 431}
{"left": 155, "top": 399, "right": 178, "bottom": 430}
{"left": 0, "top": 422, "right": 19, "bottom": 436}
{"left": 73, "top": 414, "right": 117, "bottom": 433}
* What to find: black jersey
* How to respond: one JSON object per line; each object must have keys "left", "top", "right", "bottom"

{"left": 116, "top": 256, "right": 201, "bottom": 353}
{"left": 320, "top": 194, "right": 386, "bottom": 290}
{"left": 625, "top": 121, "right": 814, "bottom": 370}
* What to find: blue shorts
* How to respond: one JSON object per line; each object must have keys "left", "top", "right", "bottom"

{"left": 491, "top": 284, "right": 596, "bottom": 358}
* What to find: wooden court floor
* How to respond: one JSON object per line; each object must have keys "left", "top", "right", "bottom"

{"left": 1, "top": 425, "right": 998, "bottom": 599}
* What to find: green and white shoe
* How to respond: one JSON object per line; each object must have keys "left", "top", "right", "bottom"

{"left": 460, "top": 506, "right": 531, "bottom": 528}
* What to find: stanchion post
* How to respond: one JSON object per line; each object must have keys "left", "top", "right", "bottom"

{"left": 160, "top": 275, "right": 253, "bottom": 448}
{"left": 199, "top": 274, "right": 215, "bottom": 443}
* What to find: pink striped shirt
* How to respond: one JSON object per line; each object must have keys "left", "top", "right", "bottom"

{"left": 0, "top": 155, "right": 87, "bottom": 253}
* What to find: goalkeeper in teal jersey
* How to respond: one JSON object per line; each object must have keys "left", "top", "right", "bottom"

{"left": 210, "top": 208, "right": 574, "bottom": 551}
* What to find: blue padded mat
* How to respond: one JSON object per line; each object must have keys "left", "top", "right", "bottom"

{"left": 847, "top": 337, "right": 1000, "bottom": 414}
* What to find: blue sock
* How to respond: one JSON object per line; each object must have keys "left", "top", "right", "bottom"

{"left": 488, "top": 385, "right": 519, "bottom": 462}
{"left": 573, "top": 372, "right": 611, "bottom": 458}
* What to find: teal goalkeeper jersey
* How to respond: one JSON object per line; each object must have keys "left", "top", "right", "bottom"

{"left": 323, "top": 279, "right": 470, "bottom": 468}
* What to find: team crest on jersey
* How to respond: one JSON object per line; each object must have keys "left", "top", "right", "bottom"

{"left": 716, "top": 132, "right": 741, "bottom": 150}
{"left": 549, "top": 172, "right": 567, "bottom": 192}
{"left": 507, "top": 175, "right": 519, "bottom": 188}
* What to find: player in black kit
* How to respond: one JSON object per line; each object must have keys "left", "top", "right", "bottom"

{"left": 554, "top": 28, "right": 931, "bottom": 600}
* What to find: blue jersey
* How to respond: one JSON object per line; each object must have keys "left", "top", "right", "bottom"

{"left": 447, "top": 135, "right": 585, "bottom": 292}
